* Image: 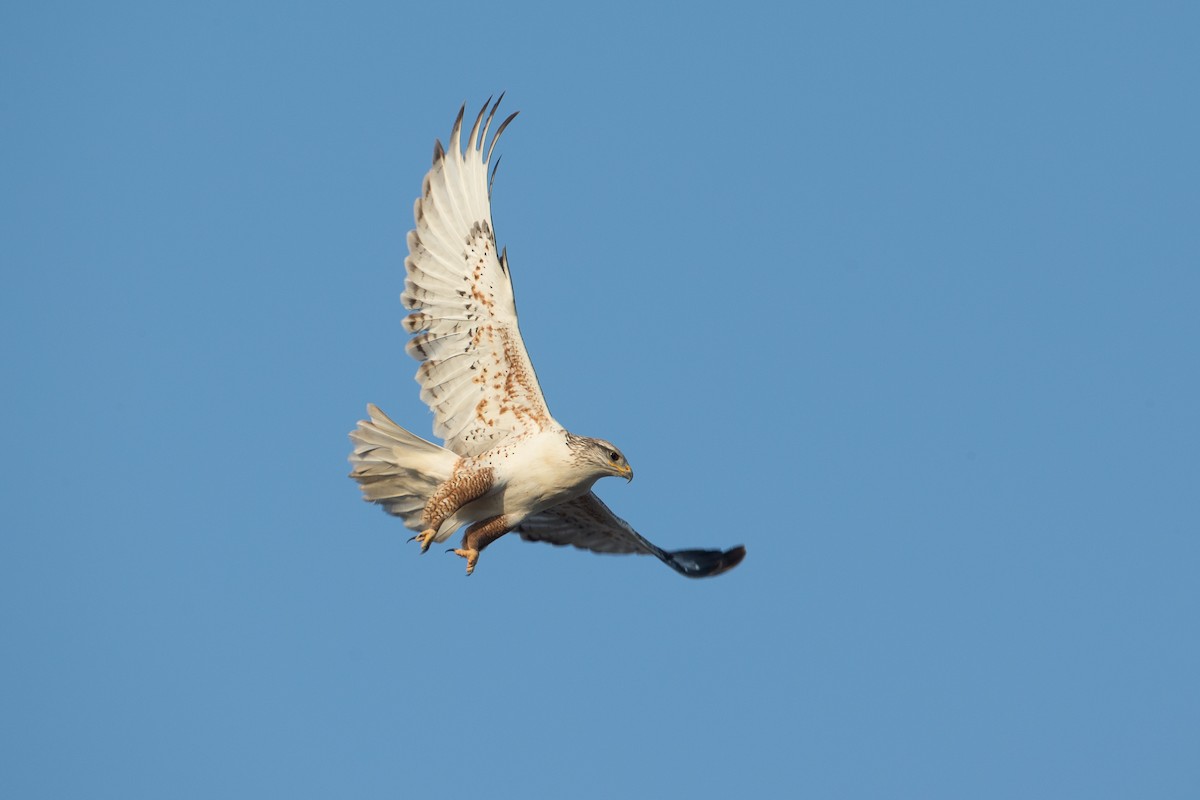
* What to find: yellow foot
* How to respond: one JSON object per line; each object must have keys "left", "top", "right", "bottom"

{"left": 451, "top": 548, "right": 480, "bottom": 576}
{"left": 407, "top": 529, "right": 437, "bottom": 553}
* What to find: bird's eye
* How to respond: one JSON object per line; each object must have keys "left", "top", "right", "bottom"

{"left": 608, "top": 451, "right": 620, "bottom": 462}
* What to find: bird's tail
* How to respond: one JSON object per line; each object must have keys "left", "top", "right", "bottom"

{"left": 348, "top": 404, "right": 458, "bottom": 532}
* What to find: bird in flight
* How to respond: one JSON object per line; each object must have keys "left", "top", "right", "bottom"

{"left": 349, "top": 97, "right": 746, "bottom": 578}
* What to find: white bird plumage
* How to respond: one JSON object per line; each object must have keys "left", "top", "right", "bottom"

{"left": 349, "top": 97, "right": 745, "bottom": 578}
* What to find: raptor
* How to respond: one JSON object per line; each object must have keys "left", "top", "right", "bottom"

{"left": 349, "top": 98, "right": 746, "bottom": 578}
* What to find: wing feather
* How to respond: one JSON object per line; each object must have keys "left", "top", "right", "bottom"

{"left": 515, "top": 494, "right": 747, "bottom": 579}
{"left": 403, "top": 98, "right": 556, "bottom": 456}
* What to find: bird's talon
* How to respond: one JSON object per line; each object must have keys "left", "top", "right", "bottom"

{"left": 451, "top": 548, "right": 479, "bottom": 576}
{"left": 409, "top": 529, "right": 436, "bottom": 553}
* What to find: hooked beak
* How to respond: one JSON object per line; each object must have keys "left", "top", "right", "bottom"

{"left": 618, "top": 464, "right": 633, "bottom": 482}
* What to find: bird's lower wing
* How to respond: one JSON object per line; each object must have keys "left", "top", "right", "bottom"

{"left": 514, "top": 493, "right": 746, "bottom": 579}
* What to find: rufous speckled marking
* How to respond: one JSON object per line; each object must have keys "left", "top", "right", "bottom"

{"left": 451, "top": 514, "right": 512, "bottom": 576}
{"left": 421, "top": 463, "right": 494, "bottom": 531}
{"left": 462, "top": 514, "right": 511, "bottom": 553}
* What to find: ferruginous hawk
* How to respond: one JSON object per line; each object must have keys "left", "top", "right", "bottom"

{"left": 348, "top": 97, "right": 746, "bottom": 578}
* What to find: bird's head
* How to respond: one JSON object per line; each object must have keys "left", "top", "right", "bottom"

{"left": 575, "top": 436, "right": 633, "bottom": 482}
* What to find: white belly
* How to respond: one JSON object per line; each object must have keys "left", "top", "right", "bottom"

{"left": 433, "top": 430, "right": 597, "bottom": 541}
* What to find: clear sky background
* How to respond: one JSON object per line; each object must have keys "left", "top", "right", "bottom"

{"left": 3, "top": 2, "right": 1198, "bottom": 798}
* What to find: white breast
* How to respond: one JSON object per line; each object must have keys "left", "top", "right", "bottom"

{"left": 490, "top": 430, "right": 598, "bottom": 522}
{"left": 435, "top": 430, "right": 598, "bottom": 540}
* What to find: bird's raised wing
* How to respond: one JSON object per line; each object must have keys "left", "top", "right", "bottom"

{"left": 514, "top": 493, "right": 747, "bottom": 578}
{"left": 402, "top": 98, "right": 555, "bottom": 457}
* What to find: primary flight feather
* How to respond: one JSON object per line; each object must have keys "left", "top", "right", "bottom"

{"left": 348, "top": 97, "right": 746, "bottom": 578}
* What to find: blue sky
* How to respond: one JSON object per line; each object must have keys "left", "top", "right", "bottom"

{"left": 3, "top": 2, "right": 1198, "bottom": 797}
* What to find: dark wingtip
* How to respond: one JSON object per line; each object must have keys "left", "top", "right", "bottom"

{"left": 663, "top": 545, "right": 746, "bottom": 579}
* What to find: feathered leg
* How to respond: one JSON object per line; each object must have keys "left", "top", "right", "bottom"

{"left": 410, "top": 465, "right": 495, "bottom": 552}
{"left": 451, "top": 515, "right": 511, "bottom": 576}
